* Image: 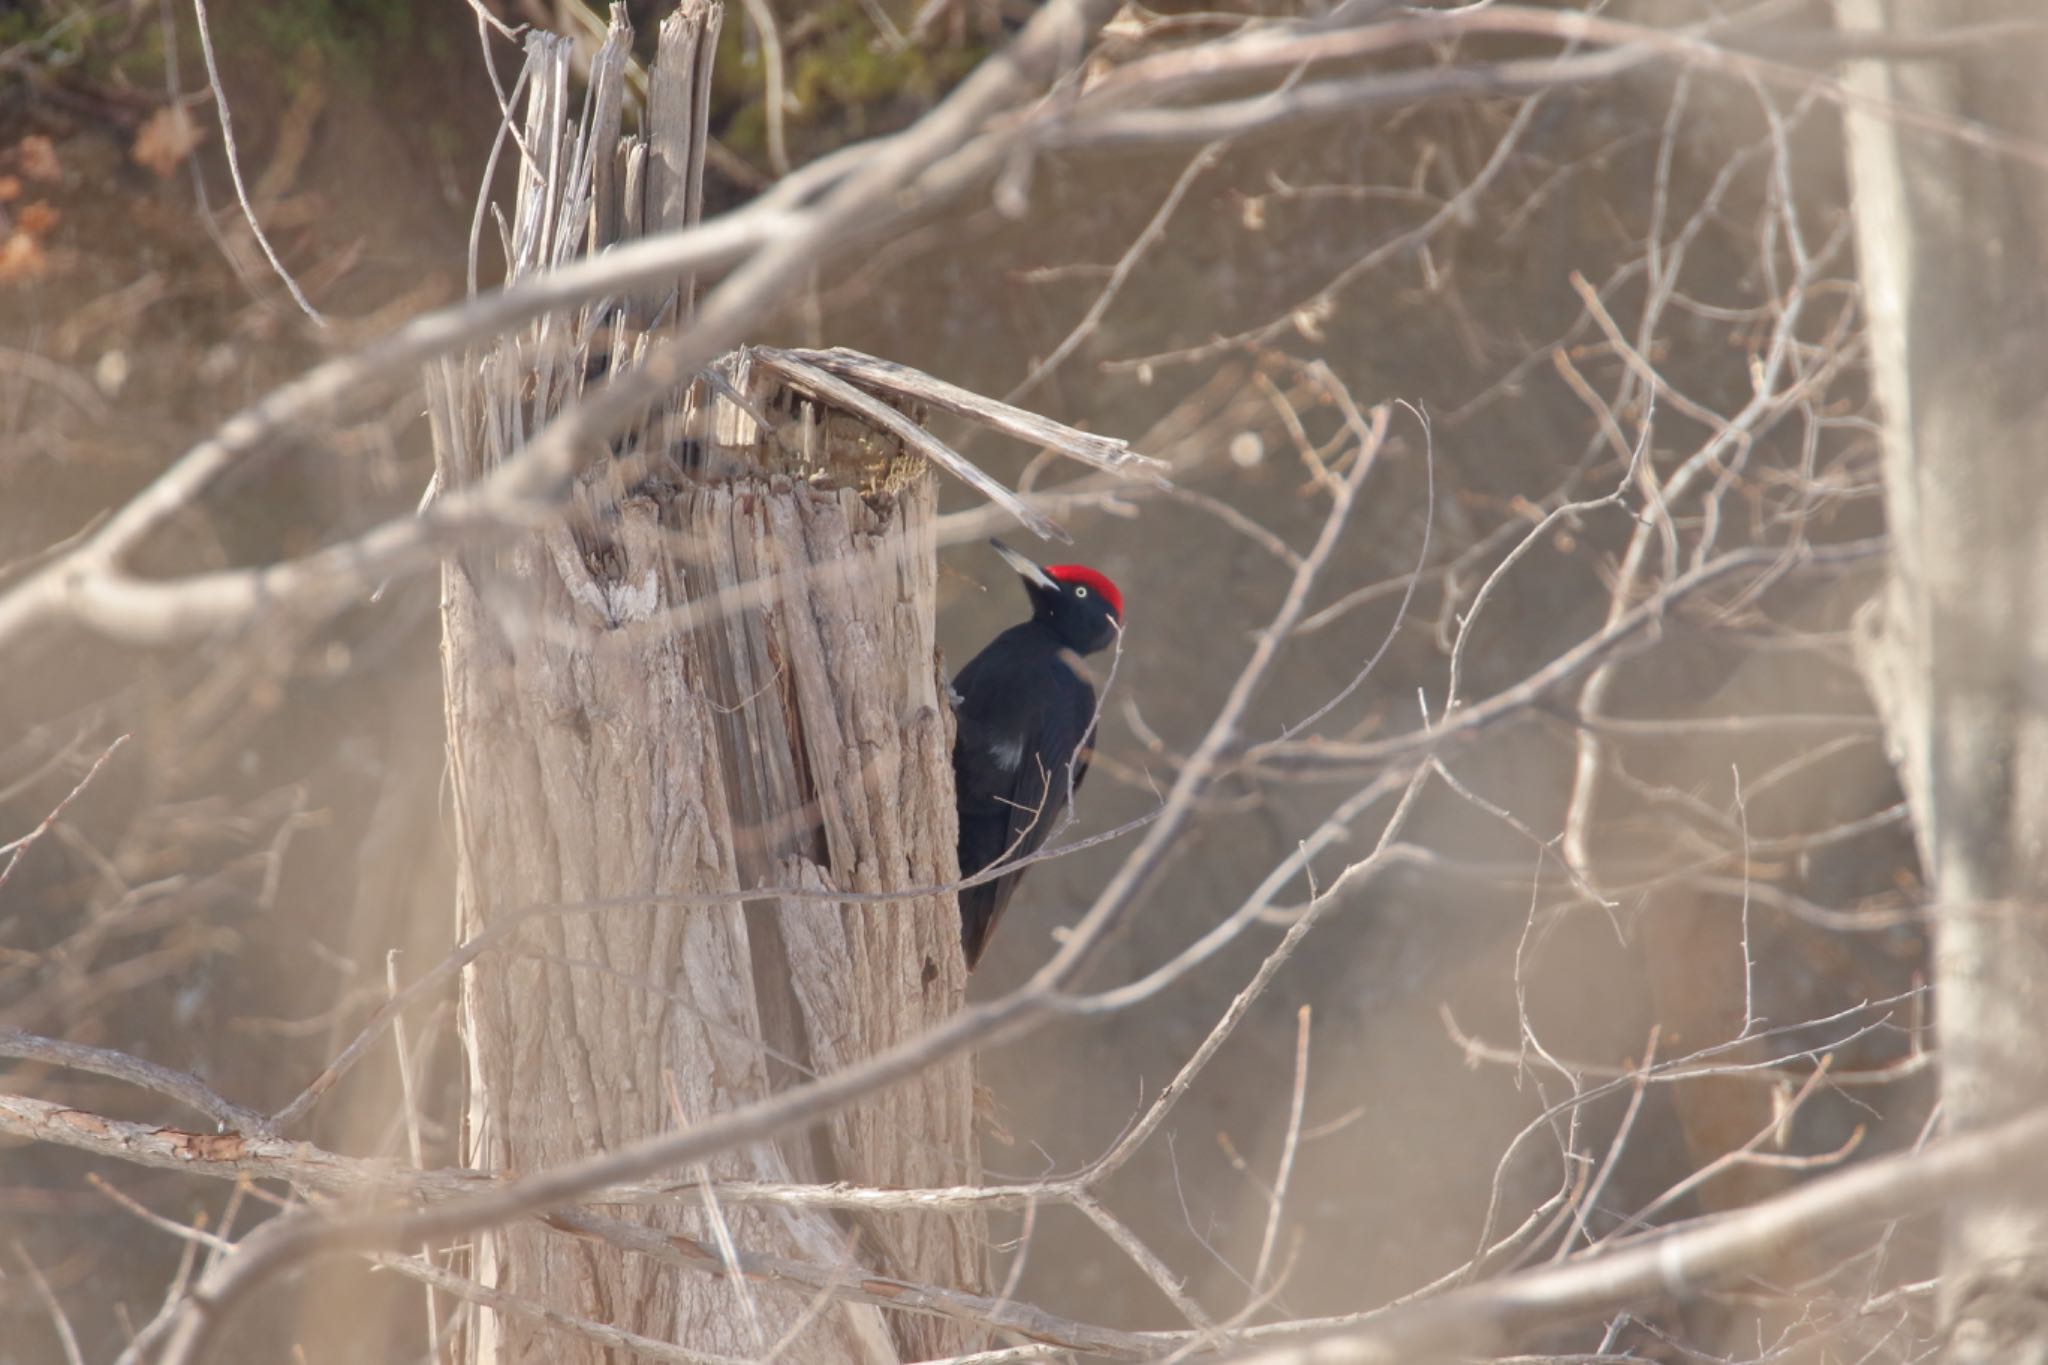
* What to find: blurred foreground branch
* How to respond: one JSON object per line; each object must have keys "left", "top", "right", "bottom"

{"left": 1231, "top": 1101, "right": 2048, "bottom": 1364}
{"left": 0, "top": 1, "right": 2009, "bottom": 651}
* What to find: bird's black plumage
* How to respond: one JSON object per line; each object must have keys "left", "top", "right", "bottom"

{"left": 952, "top": 541, "right": 1123, "bottom": 967}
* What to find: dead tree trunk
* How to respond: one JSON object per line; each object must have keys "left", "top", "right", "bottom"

{"left": 428, "top": 9, "right": 983, "bottom": 1360}
{"left": 1841, "top": 3, "right": 2048, "bottom": 1359}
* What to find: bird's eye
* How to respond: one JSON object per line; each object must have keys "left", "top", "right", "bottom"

{"left": 1073, "top": 586, "right": 1089, "bottom": 599}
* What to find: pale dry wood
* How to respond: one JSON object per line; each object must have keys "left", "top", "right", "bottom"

{"left": 647, "top": 3, "right": 722, "bottom": 319}
{"left": 751, "top": 348, "right": 1064, "bottom": 540}
{"left": 433, "top": 9, "right": 981, "bottom": 1361}
{"left": 772, "top": 347, "right": 1166, "bottom": 483}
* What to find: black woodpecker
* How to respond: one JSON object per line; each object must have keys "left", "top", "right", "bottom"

{"left": 951, "top": 539, "right": 1123, "bottom": 967}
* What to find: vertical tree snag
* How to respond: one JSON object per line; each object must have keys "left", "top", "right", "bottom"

{"left": 428, "top": 10, "right": 982, "bottom": 1360}
{"left": 1841, "top": 2, "right": 2048, "bottom": 1358}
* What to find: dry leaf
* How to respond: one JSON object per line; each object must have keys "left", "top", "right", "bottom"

{"left": 132, "top": 106, "right": 205, "bottom": 180}
{"left": 17, "top": 134, "right": 60, "bottom": 183}
{"left": 17, "top": 201, "right": 59, "bottom": 237}
{"left": 0, "top": 231, "right": 48, "bottom": 284}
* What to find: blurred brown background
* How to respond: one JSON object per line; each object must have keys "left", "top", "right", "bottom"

{"left": 0, "top": 1, "right": 1928, "bottom": 1360}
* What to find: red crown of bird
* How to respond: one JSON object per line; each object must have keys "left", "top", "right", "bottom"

{"left": 1043, "top": 564, "right": 1123, "bottom": 616}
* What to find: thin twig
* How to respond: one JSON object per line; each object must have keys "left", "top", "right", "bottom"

{"left": 1228, "top": 1102, "right": 2048, "bottom": 1364}
{"left": 13, "top": 1242, "right": 85, "bottom": 1365}
{"left": 1553, "top": 1027, "right": 1656, "bottom": 1261}
{"left": 737, "top": 0, "right": 791, "bottom": 177}
{"left": 0, "top": 1020, "right": 269, "bottom": 1135}
{"left": 1005, "top": 139, "right": 1227, "bottom": 404}
{"left": 1250, "top": 538, "right": 1886, "bottom": 776}
{"left": 1252, "top": 1006, "right": 1312, "bottom": 1298}
{"left": 0, "top": 733, "right": 130, "bottom": 894}
{"left": 371, "top": 1251, "right": 756, "bottom": 1365}
{"left": 188, "top": 0, "right": 326, "bottom": 325}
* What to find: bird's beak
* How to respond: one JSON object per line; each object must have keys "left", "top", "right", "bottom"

{"left": 990, "top": 538, "right": 1058, "bottom": 592}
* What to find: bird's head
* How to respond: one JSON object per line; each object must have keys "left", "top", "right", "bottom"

{"left": 991, "top": 539, "right": 1123, "bottom": 655}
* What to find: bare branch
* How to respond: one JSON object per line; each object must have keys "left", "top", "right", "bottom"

{"left": 1250, "top": 538, "right": 1886, "bottom": 777}
{"left": 187, "top": 0, "right": 327, "bottom": 325}
{"left": 0, "top": 733, "right": 129, "bottom": 894}
{"left": 0, "top": 1026, "right": 269, "bottom": 1135}
{"left": 0, "top": 1091, "right": 1169, "bottom": 1358}
{"left": 1228, "top": 1103, "right": 2048, "bottom": 1363}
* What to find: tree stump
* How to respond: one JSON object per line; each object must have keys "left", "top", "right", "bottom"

{"left": 427, "top": 9, "right": 984, "bottom": 1360}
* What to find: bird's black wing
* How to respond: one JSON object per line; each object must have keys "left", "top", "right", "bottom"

{"left": 952, "top": 641, "right": 1097, "bottom": 967}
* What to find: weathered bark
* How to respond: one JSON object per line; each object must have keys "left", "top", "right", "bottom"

{"left": 1840, "top": 3, "right": 2048, "bottom": 1358}
{"left": 427, "top": 9, "right": 982, "bottom": 1361}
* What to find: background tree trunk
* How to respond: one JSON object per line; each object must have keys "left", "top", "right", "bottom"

{"left": 1841, "top": 2, "right": 2048, "bottom": 1358}
{"left": 429, "top": 10, "right": 983, "bottom": 1360}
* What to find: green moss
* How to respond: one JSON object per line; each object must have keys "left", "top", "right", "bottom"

{"left": 0, "top": 14, "right": 47, "bottom": 48}
{"left": 422, "top": 20, "right": 453, "bottom": 64}
{"left": 2, "top": 5, "right": 191, "bottom": 91}
{"left": 108, "top": 21, "right": 171, "bottom": 85}
{"left": 425, "top": 119, "right": 462, "bottom": 163}
{"left": 242, "top": 0, "right": 418, "bottom": 87}
{"left": 709, "top": 0, "right": 987, "bottom": 164}
{"left": 723, "top": 99, "right": 771, "bottom": 163}
{"left": 0, "top": 5, "right": 99, "bottom": 61}
{"left": 789, "top": 30, "right": 915, "bottom": 109}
